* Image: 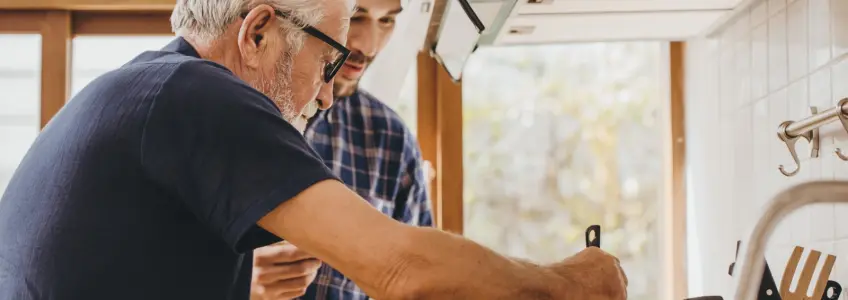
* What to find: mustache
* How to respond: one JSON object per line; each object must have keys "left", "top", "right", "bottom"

{"left": 346, "top": 51, "right": 374, "bottom": 65}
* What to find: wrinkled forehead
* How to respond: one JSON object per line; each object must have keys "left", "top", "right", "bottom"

{"left": 343, "top": 0, "right": 357, "bottom": 12}
{"left": 318, "top": 0, "right": 354, "bottom": 32}
{"left": 300, "top": 0, "right": 352, "bottom": 50}
{"left": 354, "top": 0, "right": 403, "bottom": 14}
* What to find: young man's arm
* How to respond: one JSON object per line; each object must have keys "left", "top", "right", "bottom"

{"left": 258, "top": 180, "right": 627, "bottom": 299}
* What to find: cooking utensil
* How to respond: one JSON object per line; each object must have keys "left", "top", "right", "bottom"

{"left": 756, "top": 260, "right": 783, "bottom": 300}
{"left": 821, "top": 280, "right": 841, "bottom": 300}
{"left": 810, "top": 255, "right": 837, "bottom": 299}
{"left": 585, "top": 225, "right": 600, "bottom": 248}
{"left": 728, "top": 240, "right": 782, "bottom": 300}
{"left": 780, "top": 246, "right": 835, "bottom": 300}
{"left": 730, "top": 240, "right": 742, "bottom": 276}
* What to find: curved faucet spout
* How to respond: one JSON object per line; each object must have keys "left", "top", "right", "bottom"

{"left": 733, "top": 181, "right": 848, "bottom": 300}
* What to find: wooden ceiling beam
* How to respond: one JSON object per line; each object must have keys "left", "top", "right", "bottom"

{"left": 72, "top": 11, "right": 172, "bottom": 35}
{"left": 0, "top": 11, "right": 46, "bottom": 32}
{"left": 0, "top": 0, "right": 174, "bottom": 11}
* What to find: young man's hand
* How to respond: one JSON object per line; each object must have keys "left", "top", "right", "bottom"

{"left": 251, "top": 241, "right": 322, "bottom": 300}
{"left": 547, "top": 247, "right": 629, "bottom": 300}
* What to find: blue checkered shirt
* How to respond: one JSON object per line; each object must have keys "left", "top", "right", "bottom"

{"left": 300, "top": 89, "right": 433, "bottom": 300}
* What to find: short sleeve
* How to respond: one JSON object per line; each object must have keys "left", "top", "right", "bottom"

{"left": 140, "top": 60, "right": 338, "bottom": 253}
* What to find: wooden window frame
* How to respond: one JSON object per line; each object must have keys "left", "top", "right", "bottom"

{"left": 416, "top": 52, "right": 463, "bottom": 233}
{"left": 667, "top": 41, "right": 687, "bottom": 300}
{"left": 72, "top": 11, "right": 171, "bottom": 36}
{"left": 0, "top": 10, "right": 71, "bottom": 129}
{"left": 0, "top": 9, "right": 172, "bottom": 128}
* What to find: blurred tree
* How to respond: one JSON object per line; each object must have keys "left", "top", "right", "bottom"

{"left": 460, "top": 42, "right": 664, "bottom": 299}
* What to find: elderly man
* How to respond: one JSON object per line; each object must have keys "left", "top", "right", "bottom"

{"left": 0, "top": 1, "right": 627, "bottom": 300}
{"left": 250, "top": 0, "right": 433, "bottom": 299}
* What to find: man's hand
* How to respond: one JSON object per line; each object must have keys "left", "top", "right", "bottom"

{"left": 251, "top": 241, "right": 322, "bottom": 300}
{"left": 547, "top": 247, "right": 628, "bottom": 300}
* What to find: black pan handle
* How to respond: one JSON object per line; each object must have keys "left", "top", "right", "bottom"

{"left": 585, "top": 225, "right": 600, "bottom": 248}
{"left": 823, "top": 280, "right": 842, "bottom": 300}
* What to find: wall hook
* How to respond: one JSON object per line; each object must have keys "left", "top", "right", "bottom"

{"left": 777, "top": 107, "right": 821, "bottom": 177}
{"left": 834, "top": 98, "right": 848, "bottom": 161}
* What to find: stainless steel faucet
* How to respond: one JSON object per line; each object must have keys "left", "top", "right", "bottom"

{"left": 733, "top": 180, "right": 848, "bottom": 300}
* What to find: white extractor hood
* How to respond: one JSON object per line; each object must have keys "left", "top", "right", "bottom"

{"left": 358, "top": 0, "right": 751, "bottom": 102}
{"left": 480, "top": 0, "right": 744, "bottom": 45}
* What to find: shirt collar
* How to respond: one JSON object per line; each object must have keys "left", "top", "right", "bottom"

{"left": 162, "top": 36, "right": 202, "bottom": 59}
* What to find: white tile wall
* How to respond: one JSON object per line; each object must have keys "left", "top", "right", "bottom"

{"left": 685, "top": 0, "right": 848, "bottom": 297}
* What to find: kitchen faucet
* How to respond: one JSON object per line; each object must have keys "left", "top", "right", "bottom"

{"left": 733, "top": 181, "right": 848, "bottom": 300}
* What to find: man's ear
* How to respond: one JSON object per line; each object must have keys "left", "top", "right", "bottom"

{"left": 237, "top": 4, "right": 278, "bottom": 68}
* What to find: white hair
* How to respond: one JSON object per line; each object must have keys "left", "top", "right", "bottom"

{"left": 170, "top": 0, "right": 325, "bottom": 51}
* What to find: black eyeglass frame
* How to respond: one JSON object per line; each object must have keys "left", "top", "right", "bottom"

{"left": 241, "top": 9, "right": 350, "bottom": 83}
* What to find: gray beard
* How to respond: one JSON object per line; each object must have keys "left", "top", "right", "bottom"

{"left": 252, "top": 50, "right": 297, "bottom": 123}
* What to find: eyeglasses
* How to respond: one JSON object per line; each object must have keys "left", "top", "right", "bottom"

{"left": 241, "top": 9, "right": 350, "bottom": 83}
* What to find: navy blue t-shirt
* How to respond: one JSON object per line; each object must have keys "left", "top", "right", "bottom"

{"left": 0, "top": 37, "right": 338, "bottom": 299}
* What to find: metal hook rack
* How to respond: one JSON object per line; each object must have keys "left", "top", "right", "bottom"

{"left": 687, "top": 240, "right": 843, "bottom": 300}
{"left": 733, "top": 181, "right": 848, "bottom": 300}
{"left": 776, "top": 98, "right": 848, "bottom": 177}
{"left": 726, "top": 240, "right": 842, "bottom": 300}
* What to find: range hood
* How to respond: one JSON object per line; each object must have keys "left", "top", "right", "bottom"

{"left": 430, "top": 0, "right": 508, "bottom": 81}
{"left": 422, "top": 0, "right": 745, "bottom": 80}
{"left": 467, "top": 0, "right": 742, "bottom": 46}
{"left": 359, "top": 0, "right": 747, "bottom": 100}
{"left": 488, "top": 0, "right": 740, "bottom": 45}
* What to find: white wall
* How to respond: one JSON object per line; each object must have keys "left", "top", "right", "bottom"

{"left": 685, "top": 0, "right": 848, "bottom": 297}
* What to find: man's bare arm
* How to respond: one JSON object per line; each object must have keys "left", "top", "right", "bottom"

{"left": 257, "top": 180, "right": 569, "bottom": 299}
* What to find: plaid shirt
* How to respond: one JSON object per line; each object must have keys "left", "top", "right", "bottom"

{"left": 300, "top": 89, "right": 433, "bottom": 300}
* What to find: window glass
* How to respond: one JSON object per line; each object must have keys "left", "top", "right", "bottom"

{"left": 0, "top": 34, "right": 41, "bottom": 196}
{"left": 392, "top": 63, "right": 417, "bottom": 133}
{"left": 462, "top": 42, "right": 666, "bottom": 299}
{"left": 71, "top": 36, "right": 175, "bottom": 97}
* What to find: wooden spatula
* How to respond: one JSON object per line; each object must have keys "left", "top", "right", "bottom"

{"left": 780, "top": 246, "right": 836, "bottom": 300}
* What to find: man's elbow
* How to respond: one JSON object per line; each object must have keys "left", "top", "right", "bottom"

{"left": 378, "top": 260, "right": 439, "bottom": 300}
{"left": 372, "top": 227, "right": 441, "bottom": 300}
{"left": 383, "top": 283, "right": 427, "bottom": 300}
